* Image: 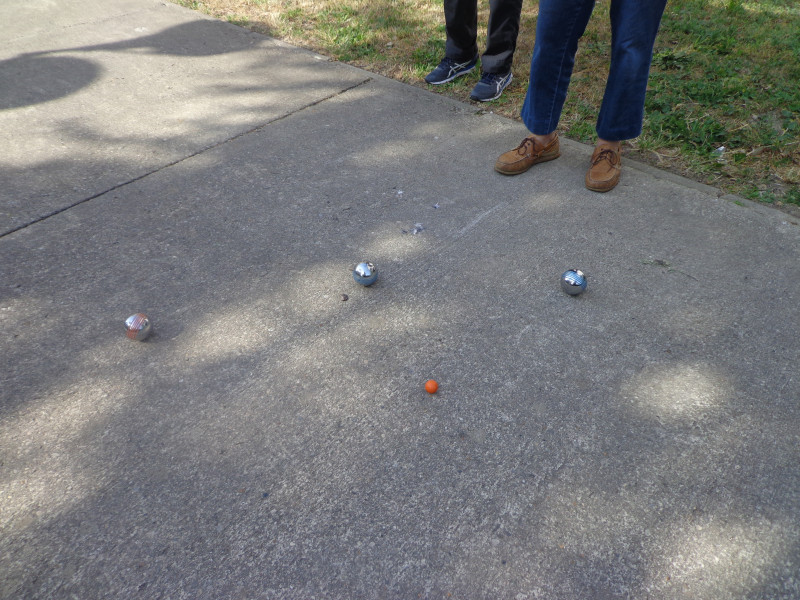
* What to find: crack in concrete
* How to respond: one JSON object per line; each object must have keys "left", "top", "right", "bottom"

{"left": 0, "top": 76, "right": 372, "bottom": 238}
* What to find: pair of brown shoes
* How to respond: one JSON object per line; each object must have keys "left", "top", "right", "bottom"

{"left": 494, "top": 133, "right": 622, "bottom": 193}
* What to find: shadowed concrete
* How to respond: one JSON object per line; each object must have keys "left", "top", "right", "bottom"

{"left": 1, "top": 2, "right": 799, "bottom": 599}
{"left": 0, "top": 0, "right": 367, "bottom": 235}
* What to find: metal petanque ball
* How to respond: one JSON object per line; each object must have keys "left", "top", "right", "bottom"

{"left": 560, "top": 269, "right": 587, "bottom": 296}
{"left": 353, "top": 261, "right": 378, "bottom": 286}
{"left": 125, "top": 313, "right": 152, "bottom": 341}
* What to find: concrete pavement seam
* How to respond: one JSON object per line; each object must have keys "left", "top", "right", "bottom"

{"left": 0, "top": 76, "right": 372, "bottom": 239}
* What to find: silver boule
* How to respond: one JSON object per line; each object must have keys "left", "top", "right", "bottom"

{"left": 353, "top": 261, "right": 378, "bottom": 286}
{"left": 125, "top": 313, "right": 152, "bottom": 341}
{"left": 560, "top": 269, "right": 587, "bottom": 296}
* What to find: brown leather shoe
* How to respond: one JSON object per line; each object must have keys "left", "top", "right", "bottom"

{"left": 585, "top": 143, "right": 622, "bottom": 192}
{"left": 494, "top": 133, "right": 560, "bottom": 175}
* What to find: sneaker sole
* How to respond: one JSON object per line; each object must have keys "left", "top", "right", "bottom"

{"left": 425, "top": 65, "right": 476, "bottom": 85}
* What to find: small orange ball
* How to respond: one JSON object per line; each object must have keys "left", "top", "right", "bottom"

{"left": 425, "top": 379, "right": 439, "bottom": 394}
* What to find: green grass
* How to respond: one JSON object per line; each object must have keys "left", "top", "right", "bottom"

{"left": 171, "top": 0, "right": 800, "bottom": 210}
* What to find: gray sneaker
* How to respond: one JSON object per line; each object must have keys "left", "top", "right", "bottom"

{"left": 470, "top": 71, "right": 513, "bottom": 102}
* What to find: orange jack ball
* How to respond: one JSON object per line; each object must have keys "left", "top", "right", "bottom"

{"left": 425, "top": 379, "right": 439, "bottom": 394}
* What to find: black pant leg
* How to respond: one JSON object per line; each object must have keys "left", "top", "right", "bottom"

{"left": 482, "top": 0, "right": 524, "bottom": 73}
{"left": 444, "top": 0, "right": 479, "bottom": 61}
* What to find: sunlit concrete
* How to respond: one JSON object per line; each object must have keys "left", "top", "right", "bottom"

{"left": 2, "top": 1, "right": 799, "bottom": 598}
{"left": 643, "top": 517, "right": 796, "bottom": 597}
{"left": 619, "top": 362, "right": 733, "bottom": 422}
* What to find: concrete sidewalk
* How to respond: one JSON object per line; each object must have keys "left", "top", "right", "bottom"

{"left": 2, "top": 1, "right": 799, "bottom": 598}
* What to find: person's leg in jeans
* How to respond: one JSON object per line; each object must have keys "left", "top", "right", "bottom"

{"left": 586, "top": 0, "right": 667, "bottom": 191}
{"left": 497, "top": 0, "right": 667, "bottom": 190}
{"left": 596, "top": 0, "right": 668, "bottom": 141}
{"left": 495, "top": 0, "right": 595, "bottom": 174}
{"left": 520, "top": 0, "right": 596, "bottom": 135}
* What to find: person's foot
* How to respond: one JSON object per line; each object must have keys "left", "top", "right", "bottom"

{"left": 585, "top": 142, "right": 622, "bottom": 192}
{"left": 469, "top": 71, "right": 513, "bottom": 102}
{"left": 424, "top": 55, "right": 478, "bottom": 85}
{"left": 494, "top": 133, "right": 560, "bottom": 175}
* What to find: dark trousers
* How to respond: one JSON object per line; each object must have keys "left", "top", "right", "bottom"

{"left": 444, "top": 0, "right": 524, "bottom": 74}
{"left": 521, "top": 0, "right": 668, "bottom": 140}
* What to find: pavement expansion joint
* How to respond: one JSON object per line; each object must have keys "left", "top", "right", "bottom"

{"left": 0, "top": 77, "right": 373, "bottom": 238}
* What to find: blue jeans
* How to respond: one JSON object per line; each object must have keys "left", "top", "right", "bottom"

{"left": 521, "top": 0, "right": 667, "bottom": 141}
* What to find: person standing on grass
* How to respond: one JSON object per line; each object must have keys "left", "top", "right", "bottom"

{"left": 425, "top": 0, "right": 524, "bottom": 102}
{"left": 494, "top": 0, "right": 668, "bottom": 192}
